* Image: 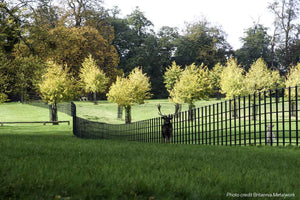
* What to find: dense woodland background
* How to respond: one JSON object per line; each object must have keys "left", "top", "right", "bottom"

{"left": 1, "top": 0, "right": 300, "bottom": 101}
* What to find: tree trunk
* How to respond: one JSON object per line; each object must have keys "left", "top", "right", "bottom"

{"left": 49, "top": 103, "right": 58, "bottom": 125}
{"left": 291, "top": 101, "right": 296, "bottom": 117}
{"left": 93, "top": 92, "right": 97, "bottom": 105}
{"left": 230, "top": 100, "right": 238, "bottom": 118}
{"left": 175, "top": 103, "right": 182, "bottom": 113}
{"left": 188, "top": 103, "right": 195, "bottom": 121}
{"left": 252, "top": 102, "right": 258, "bottom": 121}
{"left": 117, "top": 105, "right": 123, "bottom": 119}
{"left": 125, "top": 106, "right": 131, "bottom": 124}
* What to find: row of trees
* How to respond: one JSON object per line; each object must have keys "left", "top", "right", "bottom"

{"left": 1, "top": 0, "right": 300, "bottom": 101}
{"left": 38, "top": 55, "right": 109, "bottom": 122}
{"left": 105, "top": 57, "right": 300, "bottom": 124}
{"left": 163, "top": 57, "right": 300, "bottom": 119}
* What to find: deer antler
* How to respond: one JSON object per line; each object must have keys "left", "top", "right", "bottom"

{"left": 157, "top": 104, "right": 166, "bottom": 117}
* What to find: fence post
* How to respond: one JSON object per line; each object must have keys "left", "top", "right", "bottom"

{"left": 71, "top": 102, "right": 77, "bottom": 136}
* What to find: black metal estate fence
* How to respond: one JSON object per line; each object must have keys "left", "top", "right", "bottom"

{"left": 72, "top": 86, "right": 300, "bottom": 146}
{"left": 27, "top": 100, "right": 73, "bottom": 116}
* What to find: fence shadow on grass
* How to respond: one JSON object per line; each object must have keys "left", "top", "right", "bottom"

{"left": 71, "top": 86, "right": 300, "bottom": 147}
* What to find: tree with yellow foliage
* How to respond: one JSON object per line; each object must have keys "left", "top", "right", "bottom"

{"left": 107, "top": 67, "right": 151, "bottom": 124}
{"left": 170, "top": 63, "right": 212, "bottom": 119}
{"left": 209, "top": 62, "right": 224, "bottom": 99}
{"left": 220, "top": 57, "right": 246, "bottom": 118}
{"left": 245, "top": 58, "right": 282, "bottom": 120}
{"left": 39, "top": 61, "right": 78, "bottom": 124}
{"left": 79, "top": 55, "right": 109, "bottom": 104}
{"left": 245, "top": 58, "right": 282, "bottom": 95}
{"left": 164, "top": 61, "right": 183, "bottom": 93}
{"left": 285, "top": 63, "right": 300, "bottom": 116}
{"left": 163, "top": 61, "right": 183, "bottom": 111}
{"left": 220, "top": 57, "right": 246, "bottom": 99}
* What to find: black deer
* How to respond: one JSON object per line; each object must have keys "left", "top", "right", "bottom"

{"left": 157, "top": 104, "right": 179, "bottom": 143}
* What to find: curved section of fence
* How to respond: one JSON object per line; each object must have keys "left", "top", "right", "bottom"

{"left": 72, "top": 86, "right": 300, "bottom": 146}
{"left": 27, "top": 100, "right": 73, "bottom": 116}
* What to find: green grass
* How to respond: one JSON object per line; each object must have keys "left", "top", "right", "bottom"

{"left": 75, "top": 98, "right": 223, "bottom": 124}
{"left": 0, "top": 102, "right": 300, "bottom": 199}
{"left": 1, "top": 129, "right": 300, "bottom": 200}
{"left": 0, "top": 102, "right": 71, "bottom": 122}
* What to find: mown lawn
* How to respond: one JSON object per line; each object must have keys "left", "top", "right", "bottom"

{"left": 0, "top": 102, "right": 299, "bottom": 199}
{"left": 0, "top": 129, "right": 299, "bottom": 200}
{"left": 75, "top": 98, "right": 223, "bottom": 124}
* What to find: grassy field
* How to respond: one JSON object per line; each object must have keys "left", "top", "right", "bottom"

{"left": 75, "top": 99, "right": 223, "bottom": 124}
{"left": 0, "top": 102, "right": 300, "bottom": 199}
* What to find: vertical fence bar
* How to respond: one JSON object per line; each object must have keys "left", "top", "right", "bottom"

{"left": 185, "top": 111, "right": 188, "bottom": 144}
{"left": 209, "top": 105, "right": 211, "bottom": 145}
{"left": 198, "top": 107, "right": 200, "bottom": 144}
{"left": 289, "top": 87, "right": 292, "bottom": 145}
{"left": 276, "top": 89, "right": 279, "bottom": 146}
{"left": 217, "top": 103, "right": 220, "bottom": 145}
{"left": 188, "top": 111, "right": 191, "bottom": 144}
{"left": 234, "top": 98, "right": 237, "bottom": 146}
{"left": 282, "top": 88, "right": 285, "bottom": 146}
{"left": 71, "top": 102, "right": 77, "bottom": 136}
{"left": 194, "top": 108, "right": 197, "bottom": 144}
{"left": 243, "top": 96, "right": 246, "bottom": 146}
{"left": 248, "top": 94, "right": 251, "bottom": 145}
{"left": 225, "top": 101, "right": 228, "bottom": 146}
{"left": 253, "top": 93, "right": 256, "bottom": 146}
{"left": 296, "top": 86, "right": 299, "bottom": 146}
{"left": 221, "top": 102, "right": 224, "bottom": 145}
{"left": 205, "top": 106, "right": 208, "bottom": 145}
{"left": 176, "top": 112, "right": 179, "bottom": 144}
{"left": 259, "top": 92, "right": 262, "bottom": 145}
{"left": 264, "top": 91, "right": 267, "bottom": 145}
{"left": 238, "top": 97, "right": 241, "bottom": 145}
{"left": 152, "top": 118, "right": 155, "bottom": 143}
{"left": 213, "top": 104, "right": 215, "bottom": 145}
{"left": 202, "top": 107, "right": 204, "bottom": 144}
{"left": 179, "top": 112, "right": 182, "bottom": 144}
{"left": 229, "top": 100, "right": 232, "bottom": 146}
{"left": 270, "top": 89, "right": 273, "bottom": 146}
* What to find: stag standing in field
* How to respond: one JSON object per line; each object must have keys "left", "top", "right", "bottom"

{"left": 157, "top": 104, "right": 179, "bottom": 143}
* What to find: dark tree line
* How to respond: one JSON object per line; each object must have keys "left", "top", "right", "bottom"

{"left": 0, "top": 0, "right": 300, "bottom": 101}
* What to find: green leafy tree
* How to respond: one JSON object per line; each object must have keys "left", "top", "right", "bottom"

{"left": 220, "top": 57, "right": 246, "bottom": 117}
{"left": 236, "top": 24, "right": 272, "bottom": 70}
{"left": 0, "top": 73, "right": 8, "bottom": 103}
{"left": 268, "top": 0, "right": 300, "bottom": 70}
{"left": 0, "top": 51, "right": 9, "bottom": 103}
{"left": 285, "top": 63, "right": 300, "bottom": 116}
{"left": 8, "top": 55, "right": 45, "bottom": 102}
{"left": 170, "top": 63, "right": 212, "bottom": 120}
{"left": 107, "top": 67, "right": 151, "bottom": 124}
{"left": 0, "top": 1, "right": 27, "bottom": 54}
{"left": 175, "top": 19, "right": 232, "bottom": 68}
{"left": 39, "top": 61, "right": 78, "bottom": 124}
{"left": 79, "top": 54, "right": 109, "bottom": 104}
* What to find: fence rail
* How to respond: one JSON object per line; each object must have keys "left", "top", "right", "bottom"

{"left": 72, "top": 86, "right": 300, "bottom": 146}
